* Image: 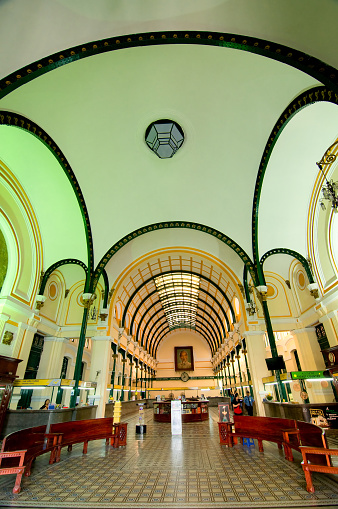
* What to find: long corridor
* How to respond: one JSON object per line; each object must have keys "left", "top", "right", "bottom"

{"left": 0, "top": 409, "right": 337, "bottom": 509}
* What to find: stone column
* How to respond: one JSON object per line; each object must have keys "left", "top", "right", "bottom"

{"left": 37, "top": 337, "right": 67, "bottom": 379}
{"left": 244, "top": 330, "right": 271, "bottom": 416}
{"left": 291, "top": 327, "right": 333, "bottom": 403}
{"left": 89, "top": 336, "right": 112, "bottom": 417}
{"left": 319, "top": 311, "right": 338, "bottom": 347}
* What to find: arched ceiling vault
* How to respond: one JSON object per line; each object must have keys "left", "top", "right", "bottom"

{"left": 1, "top": 25, "right": 338, "bottom": 324}
{"left": 109, "top": 250, "right": 244, "bottom": 357}
{"left": 0, "top": 32, "right": 326, "bottom": 281}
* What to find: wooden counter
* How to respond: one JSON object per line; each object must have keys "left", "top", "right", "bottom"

{"left": 153, "top": 400, "right": 209, "bottom": 423}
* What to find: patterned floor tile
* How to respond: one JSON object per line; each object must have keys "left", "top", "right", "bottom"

{"left": 0, "top": 408, "right": 337, "bottom": 508}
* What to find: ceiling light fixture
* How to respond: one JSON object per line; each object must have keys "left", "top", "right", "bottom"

{"left": 154, "top": 272, "right": 200, "bottom": 330}
{"left": 316, "top": 141, "right": 338, "bottom": 211}
{"left": 145, "top": 119, "right": 184, "bottom": 158}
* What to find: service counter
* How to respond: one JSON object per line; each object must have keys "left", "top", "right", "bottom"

{"left": 1, "top": 405, "right": 97, "bottom": 438}
{"left": 153, "top": 400, "right": 209, "bottom": 423}
{"left": 263, "top": 401, "right": 338, "bottom": 429}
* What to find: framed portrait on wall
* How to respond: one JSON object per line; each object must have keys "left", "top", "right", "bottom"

{"left": 175, "top": 346, "right": 194, "bottom": 371}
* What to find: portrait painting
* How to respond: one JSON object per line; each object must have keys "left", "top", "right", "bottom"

{"left": 218, "top": 403, "right": 230, "bottom": 422}
{"left": 175, "top": 346, "right": 194, "bottom": 371}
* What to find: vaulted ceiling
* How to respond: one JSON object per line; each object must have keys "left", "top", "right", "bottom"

{"left": 1, "top": 0, "right": 337, "bottom": 354}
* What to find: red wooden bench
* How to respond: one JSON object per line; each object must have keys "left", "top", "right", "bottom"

{"left": 218, "top": 416, "right": 327, "bottom": 462}
{"left": 300, "top": 446, "right": 338, "bottom": 492}
{"left": 0, "top": 450, "right": 26, "bottom": 493}
{"left": 1, "top": 425, "right": 62, "bottom": 476}
{"left": 49, "top": 418, "right": 127, "bottom": 461}
{"left": 282, "top": 420, "right": 328, "bottom": 463}
{"left": 218, "top": 416, "right": 298, "bottom": 459}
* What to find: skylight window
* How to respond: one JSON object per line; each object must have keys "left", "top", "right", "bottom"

{"left": 154, "top": 272, "right": 200, "bottom": 330}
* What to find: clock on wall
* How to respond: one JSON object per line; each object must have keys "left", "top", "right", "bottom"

{"left": 180, "top": 372, "right": 190, "bottom": 382}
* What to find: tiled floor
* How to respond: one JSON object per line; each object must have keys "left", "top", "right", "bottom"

{"left": 0, "top": 408, "right": 337, "bottom": 508}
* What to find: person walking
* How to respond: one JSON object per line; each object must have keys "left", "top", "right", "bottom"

{"left": 244, "top": 390, "right": 254, "bottom": 416}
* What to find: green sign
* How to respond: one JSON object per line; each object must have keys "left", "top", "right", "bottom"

{"left": 291, "top": 371, "right": 325, "bottom": 380}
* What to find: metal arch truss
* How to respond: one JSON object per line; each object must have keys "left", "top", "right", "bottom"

{"left": 260, "top": 248, "right": 314, "bottom": 283}
{"left": 251, "top": 86, "right": 337, "bottom": 283}
{"left": 121, "top": 269, "right": 236, "bottom": 328}
{"left": 39, "top": 258, "right": 88, "bottom": 294}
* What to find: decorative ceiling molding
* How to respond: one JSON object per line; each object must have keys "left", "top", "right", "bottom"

{"left": 1, "top": 31, "right": 337, "bottom": 102}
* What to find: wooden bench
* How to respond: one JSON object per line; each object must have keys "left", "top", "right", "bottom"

{"left": 1, "top": 425, "right": 62, "bottom": 477}
{"left": 49, "top": 418, "right": 127, "bottom": 461}
{"left": 218, "top": 416, "right": 298, "bottom": 459}
{"left": 300, "top": 445, "right": 338, "bottom": 492}
{"left": 218, "top": 416, "right": 327, "bottom": 462}
{"left": 0, "top": 450, "right": 26, "bottom": 493}
{"left": 282, "top": 420, "right": 328, "bottom": 463}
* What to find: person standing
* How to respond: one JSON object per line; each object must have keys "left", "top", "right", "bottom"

{"left": 232, "top": 394, "right": 242, "bottom": 415}
{"left": 244, "top": 390, "right": 254, "bottom": 416}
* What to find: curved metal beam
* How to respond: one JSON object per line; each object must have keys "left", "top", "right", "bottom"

{"left": 129, "top": 289, "right": 158, "bottom": 333}
{"left": 141, "top": 307, "right": 166, "bottom": 348}
{"left": 260, "top": 248, "right": 314, "bottom": 283}
{"left": 135, "top": 287, "right": 228, "bottom": 346}
{"left": 39, "top": 258, "right": 87, "bottom": 294}
{"left": 121, "top": 269, "right": 236, "bottom": 326}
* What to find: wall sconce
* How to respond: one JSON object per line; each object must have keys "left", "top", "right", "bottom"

{"left": 316, "top": 141, "right": 338, "bottom": 211}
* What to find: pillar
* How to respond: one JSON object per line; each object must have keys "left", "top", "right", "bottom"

{"left": 244, "top": 330, "right": 271, "bottom": 416}
{"left": 89, "top": 336, "right": 112, "bottom": 417}
{"left": 319, "top": 311, "right": 338, "bottom": 347}
{"left": 291, "top": 327, "right": 333, "bottom": 403}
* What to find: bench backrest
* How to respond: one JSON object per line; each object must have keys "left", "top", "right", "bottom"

{"left": 1, "top": 425, "right": 47, "bottom": 453}
{"left": 297, "top": 420, "right": 327, "bottom": 465}
{"left": 49, "top": 417, "right": 115, "bottom": 442}
{"left": 297, "top": 420, "right": 327, "bottom": 448}
{"left": 234, "top": 415, "right": 297, "bottom": 442}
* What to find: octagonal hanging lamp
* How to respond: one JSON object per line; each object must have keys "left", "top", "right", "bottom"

{"left": 145, "top": 119, "right": 184, "bottom": 158}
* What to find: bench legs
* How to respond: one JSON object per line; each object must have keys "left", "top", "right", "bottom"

{"left": 302, "top": 466, "right": 315, "bottom": 493}
{"left": 257, "top": 439, "right": 264, "bottom": 453}
{"left": 12, "top": 468, "right": 25, "bottom": 493}
{"left": 283, "top": 443, "right": 294, "bottom": 462}
{"left": 83, "top": 441, "right": 88, "bottom": 454}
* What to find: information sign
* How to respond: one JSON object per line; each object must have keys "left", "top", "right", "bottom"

{"left": 291, "top": 371, "right": 325, "bottom": 380}
{"left": 171, "top": 400, "right": 182, "bottom": 435}
{"left": 13, "top": 378, "right": 61, "bottom": 387}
